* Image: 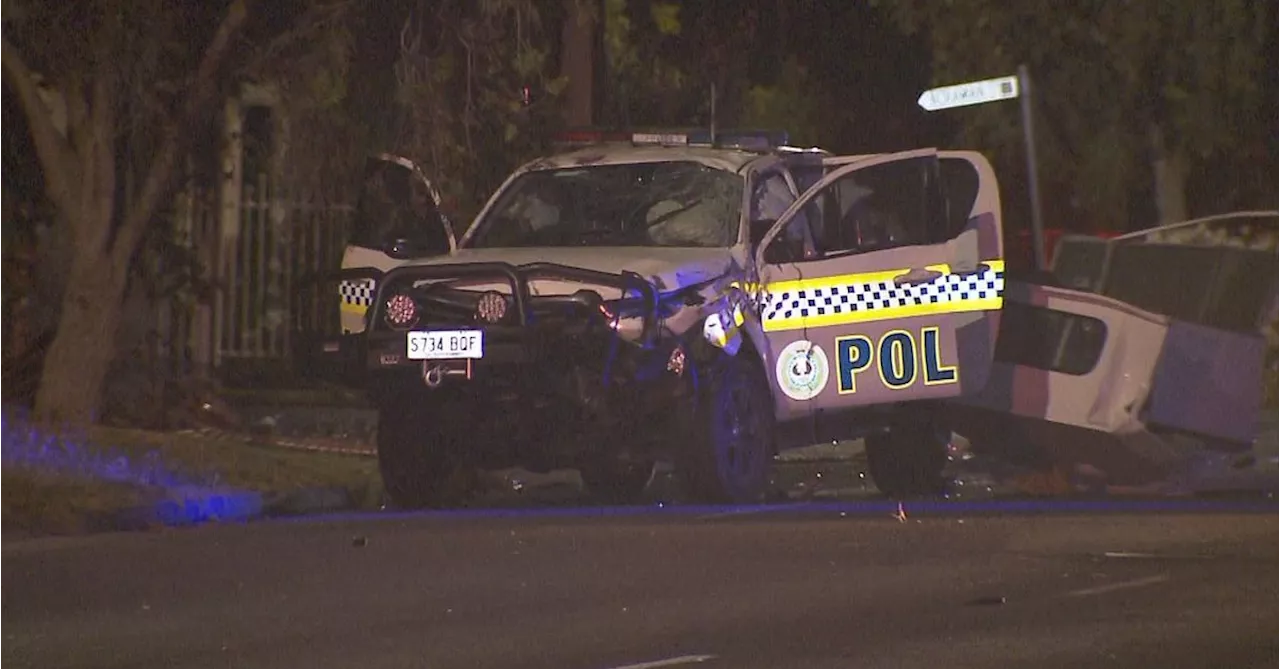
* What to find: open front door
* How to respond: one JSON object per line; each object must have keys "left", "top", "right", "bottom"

{"left": 753, "top": 149, "right": 1005, "bottom": 424}
{"left": 339, "top": 154, "right": 457, "bottom": 333}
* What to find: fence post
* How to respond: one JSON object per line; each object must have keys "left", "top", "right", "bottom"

{"left": 216, "top": 96, "right": 244, "bottom": 371}
{"left": 190, "top": 187, "right": 216, "bottom": 378}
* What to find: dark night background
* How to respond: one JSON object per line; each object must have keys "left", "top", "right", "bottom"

{"left": 5, "top": 1, "right": 1274, "bottom": 234}
{"left": 1, "top": 0, "right": 1276, "bottom": 423}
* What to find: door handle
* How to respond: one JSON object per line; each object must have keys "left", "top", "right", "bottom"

{"left": 893, "top": 268, "right": 943, "bottom": 286}
{"left": 949, "top": 262, "right": 991, "bottom": 277}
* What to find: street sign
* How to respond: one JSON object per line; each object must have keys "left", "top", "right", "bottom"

{"left": 917, "top": 75, "right": 1019, "bottom": 112}
{"left": 916, "top": 69, "right": 1047, "bottom": 272}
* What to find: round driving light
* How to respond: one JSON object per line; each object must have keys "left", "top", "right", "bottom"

{"left": 384, "top": 294, "right": 418, "bottom": 329}
{"left": 475, "top": 291, "right": 508, "bottom": 324}
{"left": 667, "top": 345, "right": 687, "bottom": 376}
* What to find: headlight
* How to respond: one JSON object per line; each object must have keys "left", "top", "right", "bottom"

{"left": 384, "top": 294, "right": 419, "bottom": 329}
{"left": 475, "top": 291, "right": 508, "bottom": 324}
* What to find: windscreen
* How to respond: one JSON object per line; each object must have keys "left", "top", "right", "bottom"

{"left": 466, "top": 161, "right": 744, "bottom": 249}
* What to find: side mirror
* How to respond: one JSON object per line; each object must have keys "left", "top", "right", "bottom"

{"left": 763, "top": 237, "right": 805, "bottom": 265}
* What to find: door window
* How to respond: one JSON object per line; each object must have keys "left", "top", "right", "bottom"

{"left": 767, "top": 158, "right": 946, "bottom": 264}
{"left": 350, "top": 157, "right": 453, "bottom": 258}
{"left": 750, "top": 169, "right": 815, "bottom": 254}
{"left": 994, "top": 302, "right": 1108, "bottom": 375}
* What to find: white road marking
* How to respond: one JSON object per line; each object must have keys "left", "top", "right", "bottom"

{"left": 1065, "top": 574, "right": 1170, "bottom": 597}
{"left": 1103, "top": 551, "right": 1211, "bottom": 560}
{"left": 1102, "top": 551, "right": 1160, "bottom": 559}
{"left": 604, "top": 654, "right": 718, "bottom": 669}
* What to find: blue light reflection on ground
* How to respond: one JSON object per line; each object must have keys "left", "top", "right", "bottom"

{"left": 2, "top": 409, "right": 264, "bottom": 527}
{"left": 153, "top": 487, "right": 265, "bottom": 527}
{"left": 1, "top": 411, "right": 201, "bottom": 489}
{"left": 286, "top": 495, "right": 1277, "bottom": 528}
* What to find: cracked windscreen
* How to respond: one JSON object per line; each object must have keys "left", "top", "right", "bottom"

{"left": 466, "top": 161, "right": 744, "bottom": 249}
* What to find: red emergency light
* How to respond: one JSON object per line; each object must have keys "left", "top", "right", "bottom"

{"left": 550, "top": 129, "right": 633, "bottom": 147}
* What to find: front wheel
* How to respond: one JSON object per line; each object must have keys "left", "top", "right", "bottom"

{"left": 865, "top": 412, "right": 950, "bottom": 499}
{"left": 376, "top": 396, "right": 469, "bottom": 509}
{"left": 680, "top": 357, "right": 775, "bottom": 504}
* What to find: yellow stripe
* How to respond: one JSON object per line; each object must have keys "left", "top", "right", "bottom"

{"left": 764, "top": 260, "right": 1004, "bottom": 294}
{"left": 758, "top": 259, "right": 1005, "bottom": 333}
{"left": 728, "top": 260, "right": 1005, "bottom": 294}
{"left": 340, "top": 302, "right": 369, "bottom": 316}
{"left": 763, "top": 296, "right": 1003, "bottom": 332}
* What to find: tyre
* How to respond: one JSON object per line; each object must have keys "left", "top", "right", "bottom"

{"left": 865, "top": 413, "right": 950, "bottom": 499}
{"left": 579, "top": 460, "right": 654, "bottom": 504}
{"left": 376, "top": 396, "right": 468, "bottom": 509}
{"left": 680, "top": 357, "right": 775, "bottom": 504}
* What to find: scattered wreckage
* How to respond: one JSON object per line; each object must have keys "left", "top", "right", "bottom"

{"left": 947, "top": 211, "right": 1278, "bottom": 495}
{"left": 295, "top": 135, "right": 1276, "bottom": 507}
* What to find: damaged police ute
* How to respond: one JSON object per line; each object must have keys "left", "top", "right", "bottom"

{"left": 335, "top": 130, "right": 1008, "bottom": 507}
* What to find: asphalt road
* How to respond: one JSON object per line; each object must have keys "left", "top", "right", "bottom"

{"left": 4, "top": 502, "right": 1277, "bottom": 669}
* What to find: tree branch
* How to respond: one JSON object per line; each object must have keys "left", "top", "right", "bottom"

{"left": 88, "top": 71, "right": 117, "bottom": 253}
{"left": 237, "top": 0, "right": 351, "bottom": 79}
{"left": 1, "top": 38, "right": 81, "bottom": 217}
{"left": 111, "top": 0, "right": 252, "bottom": 272}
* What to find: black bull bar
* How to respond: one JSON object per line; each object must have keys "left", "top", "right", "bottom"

{"left": 292, "top": 262, "right": 663, "bottom": 380}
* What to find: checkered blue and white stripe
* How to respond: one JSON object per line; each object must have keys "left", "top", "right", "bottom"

{"left": 339, "top": 279, "right": 376, "bottom": 308}
{"left": 761, "top": 267, "right": 1004, "bottom": 323}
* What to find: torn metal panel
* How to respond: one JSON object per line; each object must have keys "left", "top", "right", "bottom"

{"left": 949, "top": 213, "right": 1276, "bottom": 487}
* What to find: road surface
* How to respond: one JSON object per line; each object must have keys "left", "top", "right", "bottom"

{"left": 4, "top": 501, "right": 1276, "bottom": 669}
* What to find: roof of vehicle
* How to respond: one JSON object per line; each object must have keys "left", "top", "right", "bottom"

{"left": 518, "top": 143, "right": 768, "bottom": 175}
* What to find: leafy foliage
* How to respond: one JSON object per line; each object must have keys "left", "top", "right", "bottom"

{"left": 737, "top": 57, "right": 825, "bottom": 149}
{"left": 601, "top": 0, "right": 698, "bottom": 126}
{"left": 1, "top": 0, "right": 361, "bottom": 424}
{"left": 237, "top": 1, "right": 365, "bottom": 204}
{"left": 875, "top": 0, "right": 1277, "bottom": 231}
{"left": 390, "top": 0, "right": 566, "bottom": 223}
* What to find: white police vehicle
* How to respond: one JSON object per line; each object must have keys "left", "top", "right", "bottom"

{"left": 312, "top": 129, "right": 1009, "bottom": 507}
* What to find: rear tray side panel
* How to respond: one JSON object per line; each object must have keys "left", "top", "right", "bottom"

{"left": 1145, "top": 320, "right": 1264, "bottom": 445}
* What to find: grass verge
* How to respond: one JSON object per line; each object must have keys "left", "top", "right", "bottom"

{"left": 3, "top": 469, "right": 161, "bottom": 535}
{"left": 86, "top": 426, "right": 381, "bottom": 498}
{"left": 2, "top": 420, "right": 383, "bottom": 537}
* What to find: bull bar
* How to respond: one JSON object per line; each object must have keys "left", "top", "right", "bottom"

{"left": 368, "top": 261, "right": 662, "bottom": 346}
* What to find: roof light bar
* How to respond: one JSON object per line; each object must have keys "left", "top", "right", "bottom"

{"left": 630, "top": 132, "right": 690, "bottom": 146}
{"left": 549, "top": 127, "right": 792, "bottom": 151}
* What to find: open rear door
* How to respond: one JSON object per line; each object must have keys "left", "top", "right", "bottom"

{"left": 339, "top": 154, "right": 457, "bottom": 333}
{"left": 296, "top": 155, "right": 457, "bottom": 384}
{"left": 753, "top": 149, "right": 1005, "bottom": 425}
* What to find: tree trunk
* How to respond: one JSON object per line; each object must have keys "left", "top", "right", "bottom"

{"left": 1150, "top": 124, "right": 1189, "bottom": 224}
{"left": 32, "top": 246, "right": 129, "bottom": 426}
{"left": 560, "top": 0, "right": 595, "bottom": 127}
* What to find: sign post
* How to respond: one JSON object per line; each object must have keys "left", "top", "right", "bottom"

{"left": 918, "top": 68, "right": 1047, "bottom": 271}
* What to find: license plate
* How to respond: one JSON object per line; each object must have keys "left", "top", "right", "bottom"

{"left": 407, "top": 330, "right": 483, "bottom": 360}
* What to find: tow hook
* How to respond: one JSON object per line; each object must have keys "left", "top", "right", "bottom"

{"left": 423, "top": 364, "right": 446, "bottom": 388}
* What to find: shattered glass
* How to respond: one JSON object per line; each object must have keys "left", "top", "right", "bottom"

{"left": 468, "top": 161, "right": 744, "bottom": 249}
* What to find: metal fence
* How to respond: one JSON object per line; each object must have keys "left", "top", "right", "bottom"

{"left": 169, "top": 174, "right": 353, "bottom": 376}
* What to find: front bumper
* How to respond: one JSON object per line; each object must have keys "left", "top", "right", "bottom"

{"left": 300, "top": 261, "right": 684, "bottom": 387}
